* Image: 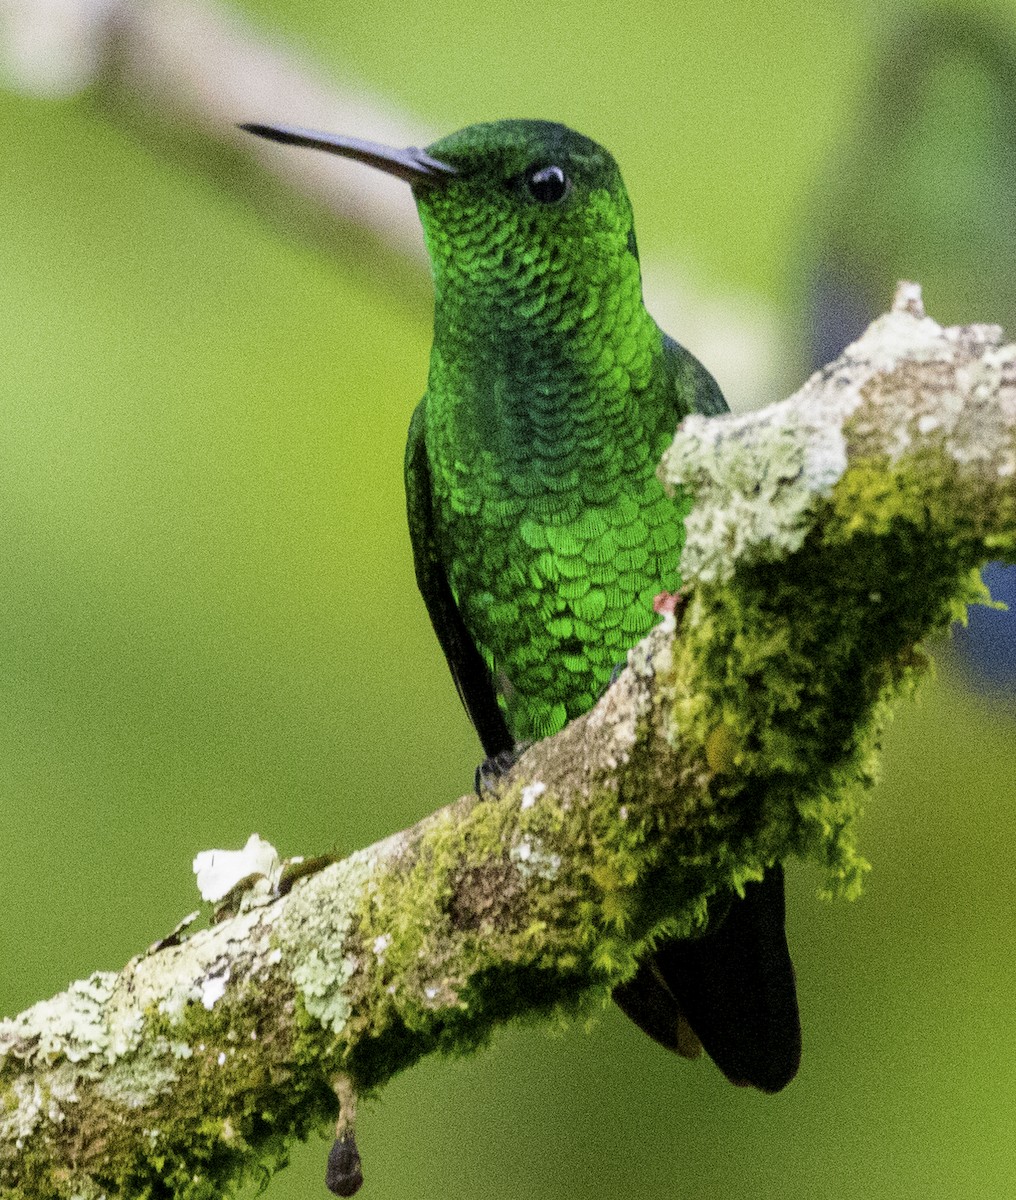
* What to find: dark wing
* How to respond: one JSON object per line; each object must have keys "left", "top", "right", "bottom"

{"left": 661, "top": 332, "right": 729, "bottom": 417}
{"left": 614, "top": 864, "right": 801, "bottom": 1093}
{"left": 405, "top": 400, "right": 514, "bottom": 761}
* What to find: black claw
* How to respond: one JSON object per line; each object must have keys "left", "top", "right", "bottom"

{"left": 326, "top": 1133, "right": 363, "bottom": 1197}
{"left": 474, "top": 743, "right": 530, "bottom": 793}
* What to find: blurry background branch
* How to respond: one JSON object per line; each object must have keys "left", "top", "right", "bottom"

{"left": 803, "top": 3, "right": 1016, "bottom": 691}
{"left": 0, "top": 0, "right": 785, "bottom": 409}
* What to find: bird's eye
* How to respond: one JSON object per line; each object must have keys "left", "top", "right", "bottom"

{"left": 526, "top": 164, "right": 570, "bottom": 203}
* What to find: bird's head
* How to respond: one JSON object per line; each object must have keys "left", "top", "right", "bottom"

{"left": 413, "top": 120, "right": 638, "bottom": 300}
{"left": 241, "top": 119, "right": 642, "bottom": 316}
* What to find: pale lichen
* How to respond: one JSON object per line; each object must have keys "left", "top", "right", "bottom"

{"left": 0, "top": 1076, "right": 44, "bottom": 1148}
{"left": 199, "top": 971, "right": 230, "bottom": 1011}
{"left": 509, "top": 836, "right": 562, "bottom": 881}
{"left": 278, "top": 848, "right": 379, "bottom": 1038}
{"left": 661, "top": 391, "right": 852, "bottom": 586}
{"left": 97, "top": 1053, "right": 179, "bottom": 1109}
{"left": 0, "top": 973, "right": 119, "bottom": 1068}
{"left": 520, "top": 780, "right": 546, "bottom": 809}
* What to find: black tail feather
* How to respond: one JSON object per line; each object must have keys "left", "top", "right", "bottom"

{"left": 613, "top": 863, "right": 801, "bottom": 1093}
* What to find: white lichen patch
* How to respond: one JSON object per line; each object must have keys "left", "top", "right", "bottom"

{"left": 0, "top": 1076, "right": 43, "bottom": 1147}
{"left": 0, "top": 1065, "right": 85, "bottom": 1147}
{"left": 663, "top": 389, "right": 853, "bottom": 585}
{"left": 278, "top": 848, "right": 378, "bottom": 1036}
{"left": 200, "top": 970, "right": 230, "bottom": 1010}
{"left": 0, "top": 1061, "right": 87, "bottom": 1152}
{"left": 194, "top": 833, "right": 282, "bottom": 906}
{"left": 520, "top": 781, "right": 546, "bottom": 810}
{"left": 97, "top": 1054, "right": 178, "bottom": 1110}
{"left": 0, "top": 972, "right": 118, "bottom": 1067}
{"left": 655, "top": 608, "right": 677, "bottom": 636}
{"left": 291, "top": 951, "right": 360, "bottom": 1035}
{"left": 939, "top": 343, "right": 1016, "bottom": 476}
{"left": 510, "top": 836, "right": 562, "bottom": 881}
{"left": 661, "top": 289, "right": 1016, "bottom": 586}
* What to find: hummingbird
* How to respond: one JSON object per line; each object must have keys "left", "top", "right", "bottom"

{"left": 243, "top": 118, "right": 801, "bottom": 1095}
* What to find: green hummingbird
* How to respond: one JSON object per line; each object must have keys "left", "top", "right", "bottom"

{"left": 243, "top": 118, "right": 801, "bottom": 1094}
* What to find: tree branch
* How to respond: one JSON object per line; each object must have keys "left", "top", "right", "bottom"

{"left": 3, "top": 284, "right": 1015, "bottom": 1197}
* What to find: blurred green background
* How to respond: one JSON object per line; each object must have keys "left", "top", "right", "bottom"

{"left": 3, "top": 0, "right": 1016, "bottom": 1197}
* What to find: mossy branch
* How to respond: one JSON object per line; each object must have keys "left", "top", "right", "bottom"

{"left": 3, "top": 284, "right": 1015, "bottom": 1198}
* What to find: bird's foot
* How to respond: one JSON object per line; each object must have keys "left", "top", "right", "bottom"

{"left": 474, "top": 742, "right": 532, "bottom": 794}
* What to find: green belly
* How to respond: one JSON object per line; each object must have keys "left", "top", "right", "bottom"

{"left": 442, "top": 472, "right": 685, "bottom": 741}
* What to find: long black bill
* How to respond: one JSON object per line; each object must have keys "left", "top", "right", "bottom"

{"left": 239, "top": 123, "right": 456, "bottom": 184}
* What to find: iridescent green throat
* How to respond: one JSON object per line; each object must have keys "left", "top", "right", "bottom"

{"left": 420, "top": 199, "right": 669, "bottom": 498}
